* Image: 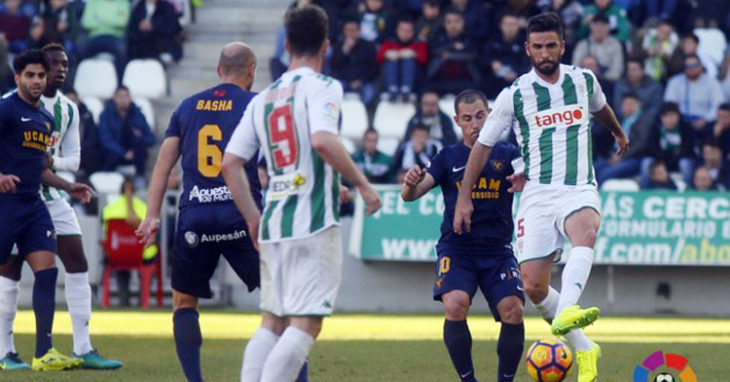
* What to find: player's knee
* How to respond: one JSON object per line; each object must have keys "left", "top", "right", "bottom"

{"left": 442, "top": 292, "right": 470, "bottom": 320}
{"left": 290, "top": 317, "right": 323, "bottom": 339}
{"left": 172, "top": 291, "right": 198, "bottom": 310}
{"left": 497, "top": 297, "right": 524, "bottom": 324}
{"left": 62, "top": 257, "right": 88, "bottom": 273}
{"left": 0, "top": 260, "right": 23, "bottom": 281}
{"left": 523, "top": 280, "right": 548, "bottom": 304}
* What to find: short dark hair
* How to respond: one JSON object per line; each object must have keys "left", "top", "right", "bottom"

{"left": 681, "top": 32, "right": 699, "bottom": 44}
{"left": 411, "top": 122, "right": 429, "bottom": 133}
{"left": 12, "top": 49, "right": 49, "bottom": 74}
{"left": 621, "top": 92, "right": 640, "bottom": 102}
{"left": 719, "top": 102, "right": 730, "bottom": 112}
{"left": 41, "top": 43, "right": 66, "bottom": 55}
{"left": 659, "top": 102, "right": 680, "bottom": 115}
{"left": 443, "top": 7, "right": 463, "bottom": 19}
{"left": 364, "top": 127, "right": 378, "bottom": 137}
{"left": 626, "top": 57, "right": 643, "bottom": 69}
{"left": 454, "top": 89, "right": 488, "bottom": 114}
{"left": 284, "top": 4, "right": 329, "bottom": 57}
{"left": 115, "top": 85, "right": 130, "bottom": 94}
{"left": 526, "top": 12, "right": 564, "bottom": 40}
{"left": 702, "top": 138, "right": 721, "bottom": 150}
{"left": 397, "top": 15, "right": 415, "bottom": 26}
{"left": 423, "top": 0, "right": 440, "bottom": 6}
{"left": 650, "top": 159, "right": 666, "bottom": 172}
{"left": 592, "top": 14, "right": 610, "bottom": 24}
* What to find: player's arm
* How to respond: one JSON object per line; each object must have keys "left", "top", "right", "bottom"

{"left": 401, "top": 165, "right": 436, "bottom": 201}
{"left": 136, "top": 136, "right": 180, "bottom": 247}
{"left": 0, "top": 172, "right": 20, "bottom": 193}
{"left": 454, "top": 88, "right": 513, "bottom": 234}
{"left": 40, "top": 168, "right": 93, "bottom": 203}
{"left": 53, "top": 102, "right": 81, "bottom": 172}
{"left": 586, "top": 69, "right": 629, "bottom": 156}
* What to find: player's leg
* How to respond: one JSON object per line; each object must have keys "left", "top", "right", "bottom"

{"left": 434, "top": 251, "right": 479, "bottom": 382}
{"left": 0, "top": 254, "right": 26, "bottom": 369}
{"left": 241, "top": 312, "right": 287, "bottom": 382}
{"left": 56, "top": 231, "right": 123, "bottom": 369}
{"left": 260, "top": 316, "right": 320, "bottom": 382}
{"left": 172, "top": 290, "right": 203, "bottom": 382}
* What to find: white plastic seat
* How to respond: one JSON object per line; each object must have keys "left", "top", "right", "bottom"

{"left": 373, "top": 101, "right": 415, "bottom": 140}
{"left": 600, "top": 178, "right": 640, "bottom": 191}
{"left": 74, "top": 59, "right": 118, "bottom": 100}
{"left": 133, "top": 96, "right": 155, "bottom": 129}
{"left": 341, "top": 98, "right": 368, "bottom": 141}
{"left": 80, "top": 96, "right": 104, "bottom": 124}
{"left": 694, "top": 28, "right": 727, "bottom": 66}
{"left": 89, "top": 172, "right": 125, "bottom": 195}
{"left": 122, "top": 59, "right": 167, "bottom": 99}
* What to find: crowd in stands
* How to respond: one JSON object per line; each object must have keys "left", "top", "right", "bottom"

{"left": 275, "top": 0, "right": 730, "bottom": 191}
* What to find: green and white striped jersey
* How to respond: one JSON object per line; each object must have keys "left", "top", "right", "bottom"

{"left": 226, "top": 66, "right": 343, "bottom": 243}
{"left": 478, "top": 64, "right": 607, "bottom": 186}
{"left": 40, "top": 91, "right": 80, "bottom": 201}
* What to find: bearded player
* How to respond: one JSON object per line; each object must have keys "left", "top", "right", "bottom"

{"left": 453, "top": 13, "right": 629, "bottom": 382}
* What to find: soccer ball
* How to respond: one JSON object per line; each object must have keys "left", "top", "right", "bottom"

{"left": 525, "top": 339, "right": 573, "bottom": 382}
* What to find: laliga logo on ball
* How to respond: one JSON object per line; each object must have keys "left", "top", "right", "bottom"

{"left": 633, "top": 350, "right": 697, "bottom": 382}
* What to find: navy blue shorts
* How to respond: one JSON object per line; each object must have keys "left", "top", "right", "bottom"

{"left": 172, "top": 204, "right": 259, "bottom": 298}
{"left": 0, "top": 196, "right": 56, "bottom": 263}
{"left": 433, "top": 245, "right": 524, "bottom": 322}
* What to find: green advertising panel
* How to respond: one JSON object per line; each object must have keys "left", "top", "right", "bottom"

{"left": 349, "top": 186, "right": 730, "bottom": 265}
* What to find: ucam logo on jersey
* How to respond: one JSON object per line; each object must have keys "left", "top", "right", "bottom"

{"left": 530, "top": 104, "right": 586, "bottom": 130}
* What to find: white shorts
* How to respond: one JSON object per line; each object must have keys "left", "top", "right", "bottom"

{"left": 259, "top": 225, "right": 343, "bottom": 317}
{"left": 515, "top": 183, "right": 600, "bottom": 263}
{"left": 46, "top": 198, "right": 82, "bottom": 236}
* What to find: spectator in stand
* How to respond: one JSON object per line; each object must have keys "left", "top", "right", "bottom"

{"left": 579, "top": 54, "right": 614, "bottom": 105}
{"left": 80, "top": 0, "right": 130, "bottom": 77}
{"left": 127, "top": 0, "right": 183, "bottom": 64}
{"left": 572, "top": 14, "right": 624, "bottom": 83}
{"left": 331, "top": 18, "right": 379, "bottom": 106}
{"left": 640, "top": 159, "right": 677, "bottom": 190}
{"left": 359, "top": 0, "right": 393, "bottom": 45}
{"left": 711, "top": 103, "right": 730, "bottom": 158}
{"left": 0, "top": 0, "right": 31, "bottom": 54}
{"left": 66, "top": 89, "right": 103, "bottom": 179}
{"left": 425, "top": 9, "right": 479, "bottom": 96}
{"left": 27, "top": 17, "right": 49, "bottom": 50}
{"left": 450, "top": 0, "right": 490, "bottom": 43}
{"left": 98, "top": 86, "right": 156, "bottom": 181}
{"left": 579, "top": 0, "right": 631, "bottom": 43}
{"left": 538, "top": 0, "right": 583, "bottom": 57}
{"left": 668, "top": 32, "right": 717, "bottom": 80}
{"left": 689, "top": 0, "right": 730, "bottom": 30}
{"left": 639, "top": 19, "right": 677, "bottom": 82}
{"left": 691, "top": 166, "right": 720, "bottom": 191}
{"left": 405, "top": 91, "right": 456, "bottom": 145}
{"left": 646, "top": 102, "right": 695, "bottom": 185}
{"left": 613, "top": 58, "right": 663, "bottom": 119}
{"left": 664, "top": 54, "right": 726, "bottom": 135}
{"left": 394, "top": 123, "right": 442, "bottom": 183}
{"left": 644, "top": 0, "right": 679, "bottom": 22}
{"left": 480, "top": 12, "right": 529, "bottom": 98}
{"left": 595, "top": 93, "right": 655, "bottom": 184}
{"left": 269, "top": 26, "right": 288, "bottom": 81}
{"left": 377, "top": 17, "right": 427, "bottom": 102}
{"left": 352, "top": 128, "right": 395, "bottom": 184}
{"left": 697, "top": 139, "right": 730, "bottom": 190}
{"left": 0, "top": 41, "right": 12, "bottom": 93}
{"left": 39, "top": 0, "right": 82, "bottom": 58}
{"left": 415, "top": 0, "right": 442, "bottom": 42}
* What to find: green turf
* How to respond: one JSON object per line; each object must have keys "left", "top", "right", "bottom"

{"left": 1, "top": 311, "right": 727, "bottom": 381}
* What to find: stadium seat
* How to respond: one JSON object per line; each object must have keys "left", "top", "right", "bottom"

{"left": 600, "top": 178, "right": 640, "bottom": 191}
{"left": 90, "top": 172, "right": 125, "bottom": 195}
{"left": 373, "top": 101, "right": 415, "bottom": 139}
{"left": 133, "top": 97, "right": 156, "bottom": 129}
{"left": 341, "top": 98, "right": 369, "bottom": 141}
{"left": 74, "top": 59, "right": 118, "bottom": 100}
{"left": 341, "top": 137, "right": 356, "bottom": 154}
{"left": 694, "top": 28, "right": 727, "bottom": 66}
{"left": 100, "top": 219, "right": 163, "bottom": 309}
{"left": 438, "top": 96, "right": 460, "bottom": 139}
{"left": 377, "top": 137, "right": 400, "bottom": 157}
{"left": 80, "top": 96, "right": 104, "bottom": 124}
{"left": 122, "top": 59, "right": 167, "bottom": 99}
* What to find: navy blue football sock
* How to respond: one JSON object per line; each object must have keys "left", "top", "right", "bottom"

{"left": 444, "top": 319, "right": 477, "bottom": 382}
{"left": 295, "top": 359, "right": 308, "bottom": 382}
{"left": 33, "top": 268, "right": 58, "bottom": 358}
{"left": 173, "top": 308, "right": 203, "bottom": 382}
{"left": 497, "top": 322, "right": 524, "bottom": 382}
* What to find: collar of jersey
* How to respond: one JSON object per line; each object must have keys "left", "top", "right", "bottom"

{"left": 529, "top": 64, "right": 566, "bottom": 88}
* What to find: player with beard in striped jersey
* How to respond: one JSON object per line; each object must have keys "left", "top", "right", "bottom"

{"left": 0, "top": 44, "right": 121, "bottom": 370}
{"left": 453, "top": 13, "right": 629, "bottom": 382}
{"left": 222, "top": 5, "right": 380, "bottom": 382}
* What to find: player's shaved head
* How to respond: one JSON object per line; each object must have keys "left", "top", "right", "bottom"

{"left": 218, "top": 42, "right": 256, "bottom": 77}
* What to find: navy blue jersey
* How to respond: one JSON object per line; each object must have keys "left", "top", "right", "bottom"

{"left": 165, "top": 83, "right": 262, "bottom": 210}
{"left": 427, "top": 141, "right": 519, "bottom": 253}
{"left": 0, "top": 93, "right": 55, "bottom": 198}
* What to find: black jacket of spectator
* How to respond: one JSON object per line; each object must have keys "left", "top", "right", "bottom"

{"left": 624, "top": 111, "right": 656, "bottom": 160}
{"left": 480, "top": 33, "right": 529, "bottom": 97}
{"left": 426, "top": 31, "right": 480, "bottom": 83}
{"left": 457, "top": 0, "right": 491, "bottom": 43}
{"left": 127, "top": 0, "right": 183, "bottom": 61}
{"left": 77, "top": 101, "right": 102, "bottom": 177}
{"left": 613, "top": 76, "right": 664, "bottom": 119}
{"left": 405, "top": 110, "right": 456, "bottom": 146}
{"left": 330, "top": 38, "right": 379, "bottom": 84}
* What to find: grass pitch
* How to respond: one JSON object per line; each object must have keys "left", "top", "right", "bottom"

{"left": 2, "top": 310, "right": 728, "bottom": 381}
